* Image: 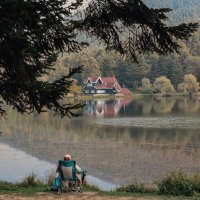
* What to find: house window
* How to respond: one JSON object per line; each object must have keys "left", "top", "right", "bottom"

{"left": 97, "top": 90, "right": 106, "bottom": 94}
{"left": 85, "top": 90, "right": 89, "bottom": 94}
{"left": 91, "top": 90, "right": 95, "bottom": 93}
{"left": 87, "top": 83, "right": 92, "bottom": 87}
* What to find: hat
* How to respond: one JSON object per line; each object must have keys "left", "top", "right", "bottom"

{"left": 64, "top": 154, "right": 71, "bottom": 161}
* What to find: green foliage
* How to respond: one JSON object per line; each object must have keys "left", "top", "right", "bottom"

{"left": 81, "top": 0, "right": 198, "bottom": 60}
{"left": 69, "top": 84, "right": 82, "bottom": 94}
{"left": 57, "top": 29, "right": 200, "bottom": 93}
{"left": 1, "top": 172, "right": 200, "bottom": 198}
{"left": 153, "top": 76, "right": 176, "bottom": 95}
{"left": 0, "top": 0, "right": 85, "bottom": 118}
{"left": 157, "top": 171, "right": 200, "bottom": 196}
{"left": 116, "top": 183, "right": 146, "bottom": 193}
{"left": 83, "top": 182, "right": 100, "bottom": 192}
{"left": 0, "top": 0, "right": 198, "bottom": 117}
{"left": 142, "top": 78, "right": 153, "bottom": 94}
{"left": 0, "top": 180, "right": 47, "bottom": 195}
{"left": 20, "top": 173, "right": 42, "bottom": 187}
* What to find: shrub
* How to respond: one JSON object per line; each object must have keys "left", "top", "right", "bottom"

{"left": 45, "top": 170, "right": 56, "bottom": 186}
{"left": 20, "top": 173, "right": 42, "bottom": 187}
{"left": 177, "top": 83, "right": 187, "bottom": 93}
{"left": 153, "top": 76, "right": 176, "bottom": 95}
{"left": 69, "top": 84, "right": 82, "bottom": 94}
{"left": 141, "top": 78, "right": 153, "bottom": 94}
{"left": 117, "top": 182, "right": 146, "bottom": 193}
{"left": 179, "top": 74, "right": 200, "bottom": 95}
{"left": 83, "top": 181, "right": 100, "bottom": 192}
{"left": 157, "top": 171, "right": 200, "bottom": 196}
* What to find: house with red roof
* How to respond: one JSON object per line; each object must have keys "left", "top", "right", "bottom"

{"left": 83, "top": 76, "right": 132, "bottom": 96}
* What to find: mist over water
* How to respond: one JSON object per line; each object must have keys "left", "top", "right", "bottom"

{"left": 1, "top": 96, "right": 200, "bottom": 190}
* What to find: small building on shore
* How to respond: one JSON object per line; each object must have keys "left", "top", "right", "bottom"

{"left": 83, "top": 76, "right": 132, "bottom": 96}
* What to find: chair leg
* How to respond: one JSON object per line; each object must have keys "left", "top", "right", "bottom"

{"left": 75, "top": 180, "right": 82, "bottom": 193}
{"left": 58, "top": 188, "right": 62, "bottom": 195}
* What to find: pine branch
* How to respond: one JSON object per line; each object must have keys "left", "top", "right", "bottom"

{"left": 76, "top": 0, "right": 199, "bottom": 61}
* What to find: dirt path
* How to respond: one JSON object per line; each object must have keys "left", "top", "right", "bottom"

{"left": 0, "top": 192, "right": 163, "bottom": 200}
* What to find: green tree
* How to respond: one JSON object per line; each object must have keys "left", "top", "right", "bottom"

{"left": 0, "top": 0, "right": 198, "bottom": 117}
{"left": 96, "top": 49, "right": 118, "bottom": 77}
{"left": 126, "top": 56, "right": 150, "bottom": 88}
{"left": 142, "top": 78, "right": 153, "bottom": 94}
{"left": 184, "top": 56, "right": 200, "bottom": 81}
{"left": 115, "top": 58, "right": 127, "bottom": 87}
{"left": 167, "top": 54, "right": 184, "bottom": 88}
{"left": 148, "top": 56, "right": 169, "bottom": 82}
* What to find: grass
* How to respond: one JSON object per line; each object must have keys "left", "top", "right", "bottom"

{"left": 157, "top": 170, "right": 200, "bottom": 196}
{"left": 0, "top": 173, "right": 51, "bottom": 195}
{"left": 1, "top": 171, "right": 200, "bottom": 199}
{"left": 0, "top": 181, "right": 47, "bottom": 196}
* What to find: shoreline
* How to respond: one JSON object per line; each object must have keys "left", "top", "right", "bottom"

{"left": 66, "top": 93, "right": 200, "bottom": 100}
{"left": 1, "top": 171, "right": 200, "bottom": 199}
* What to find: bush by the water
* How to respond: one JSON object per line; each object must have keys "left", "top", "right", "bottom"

{"left": 20, "top": 173, "right": 43, "bottom": 187}
{"left": 157, "top": 171, "right": 200, "bottom": 196}
{"left": 116, "top": 182, "right": 153, "bottom": 193}
{"left": 0, "top": 177, "right": 47, "bottom": 195}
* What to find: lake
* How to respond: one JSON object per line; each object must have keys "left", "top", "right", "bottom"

{"left": 1, "top": 96, "right": 200, "bottom": 190}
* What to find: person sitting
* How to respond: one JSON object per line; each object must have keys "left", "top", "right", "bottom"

{"left": 51, "top": 154, "right": 86, "bottom": 192}
{"left": 57, "top": 154, "right": 85, "bottom": 183}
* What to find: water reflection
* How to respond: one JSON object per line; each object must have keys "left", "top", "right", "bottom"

{"left": 0, "top": 143, "right": 54, "bottom": 182}
{"left": 84, "top": 98, "right": 132, "bottom": 118}
{"left": 84, "top": 97, "right": 200, "bottom": 118}
{"left": 1, "top": 97, "right": 200, "bottom": 189}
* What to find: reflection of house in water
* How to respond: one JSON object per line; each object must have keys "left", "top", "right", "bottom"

{"left": 85, "top": 99, "right": 132, "bottom": 118}
{"left": 2, "top": 98, "right": 200, "bottom": 188}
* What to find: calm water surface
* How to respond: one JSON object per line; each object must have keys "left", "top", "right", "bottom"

{"left": 1, "top": 96, "right": 200, "bottom": 190}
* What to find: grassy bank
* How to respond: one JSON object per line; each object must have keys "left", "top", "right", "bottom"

{"left": 1, "top": 171, "right": 200, "bottom": 199}
{"left": 67, "top": 92, "right": 200, "bottom": 100}
{"left": 0, "top": 181, "right": 193, "bottom": 200}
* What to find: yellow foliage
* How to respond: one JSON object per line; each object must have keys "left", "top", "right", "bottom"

{"left": 153, "top": 76, "right": 176, "bottom": 95}
{"left": 69, "top": 84, "right": 82, "bottom": 94}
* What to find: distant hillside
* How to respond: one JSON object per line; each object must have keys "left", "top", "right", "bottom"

{"left": 72, "top": 0, "right": 200, "bottom": 23}
{"left": 143, "top": 0, "right": 200, "bottom": 23}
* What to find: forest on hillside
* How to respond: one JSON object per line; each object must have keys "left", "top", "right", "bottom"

{"left": 74, "top": 0, "right": 200, "bottom": 24}
{"left": 49, "top": 28, "right": 200, "bottom": 92}
{"left": 144, "top": 0, "right": 200, "bottom": 23}
{"left": 44, "top": 0, "right": 200, "bottom": 95}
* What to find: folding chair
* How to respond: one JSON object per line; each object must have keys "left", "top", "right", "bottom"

{"left": 58, "top": 160, "right": 87, "bottom": 194}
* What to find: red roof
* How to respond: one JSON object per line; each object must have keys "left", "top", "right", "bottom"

{"left": 84, "top": 76, "right": 121, "bottom": 91}
{"left": 120, "top": 88, "right": 132, "bottom": 95}
{"left": 85, "top": 76, "right": 131, "bottom": 95}
{"left": 86, "top": 76, "right": 118, "bottom": 84}
{"left": 101, "top": 77, "right": 116, "bottom": 83}
{"left": 83, "top": 77, "right": 97, "bottom": 83}
{"left": 113, "top": 83, "right": 121, "bottom": 91}
{"left": 94, "top": 85, "right": 110, "bottom": 89}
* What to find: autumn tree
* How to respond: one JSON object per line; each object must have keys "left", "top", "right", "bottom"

{"left": 0, "top": 0, "right": 198, "bottom": 117}
{"left": 178, "top": 74, "right": 199, "bottom": 95}
{"left": 153, "top": 76, "right": 176, "bottom": 95}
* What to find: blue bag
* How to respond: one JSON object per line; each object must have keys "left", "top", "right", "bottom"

{"left": 51, "top": 175, "right": 62, "bottom": 190}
